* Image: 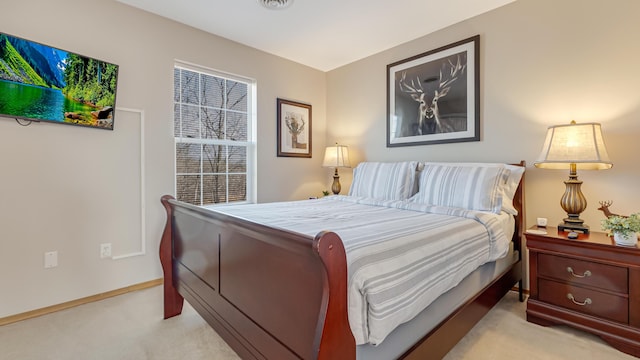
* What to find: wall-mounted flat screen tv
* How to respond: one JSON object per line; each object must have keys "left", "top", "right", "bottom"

{"left": 0, "top": 32, "right": 119, "bottom": 130}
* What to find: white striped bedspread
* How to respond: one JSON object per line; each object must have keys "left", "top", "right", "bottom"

{"left": 211, "top": 195, "right": 512, "bottom": 346}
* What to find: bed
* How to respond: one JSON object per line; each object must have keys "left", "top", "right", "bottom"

{"left": 160, "top": 161, "right": 526, "bottom": 359}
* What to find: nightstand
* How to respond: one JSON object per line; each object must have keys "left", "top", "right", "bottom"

{"left": 526, "top": 227, "right": 640, "bottom": 357}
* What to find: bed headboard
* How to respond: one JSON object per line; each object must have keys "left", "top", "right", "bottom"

{"left": 511, "top": 160, "right": 526, "bottom": 255}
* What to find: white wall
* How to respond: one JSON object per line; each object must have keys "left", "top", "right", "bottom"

{"left": 0, "top": 0, "right": 327, "bottom": 318}
{"left": 327, "top": 0, "right": 640, "bottom": 235}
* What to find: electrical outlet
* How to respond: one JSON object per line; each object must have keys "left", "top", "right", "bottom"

{"left": 44, "top": 251, "right": 58, "bottom": 268}
{"left": 100, "top": 243, "right": 112, "bottom": 259}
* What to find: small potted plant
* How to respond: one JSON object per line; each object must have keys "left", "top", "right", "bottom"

{"left": 601, "top": 213, "right": 640, "bottom": 246}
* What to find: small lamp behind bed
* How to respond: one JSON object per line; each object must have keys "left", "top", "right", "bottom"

{"left": 534, "top": 120, "right": 612, "bottom": 234}
{"left": 322, "top": 143, "right": 351, "bottom": 194}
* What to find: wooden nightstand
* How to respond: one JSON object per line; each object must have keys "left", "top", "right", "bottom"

{"left": 526, "top": 227, "right": 640, "bottom": 357}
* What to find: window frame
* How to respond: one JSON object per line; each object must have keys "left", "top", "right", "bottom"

{"left": 173, "top": 60, "right": 257, "bottom": 206}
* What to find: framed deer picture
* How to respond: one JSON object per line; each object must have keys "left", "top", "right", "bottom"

{"left": 277, "top": 98, "right": 312, "bottom": 158}
{"left": 387, "top": 35, "right": 480, "bottom": 147}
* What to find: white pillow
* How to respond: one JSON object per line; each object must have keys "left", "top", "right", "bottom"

{"left": 411, "top": 163, "right": 511, "bottom": 214}
{"left": 502, "top": 165, "right": 525, "bottom": 215}
{"left": 421, "top": 162, "right": 524, "bottom": 215}
{"left": 349, "top": 161, "right": 418, "bottom": 200}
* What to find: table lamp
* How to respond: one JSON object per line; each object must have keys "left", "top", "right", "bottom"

{"left": 534, "top": 120, "right": 612, "bottom": 233}
{"left": 322, "top": 143, "right": 350, "bottom": 194}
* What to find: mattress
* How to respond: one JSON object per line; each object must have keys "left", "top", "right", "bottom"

{"left": 355, "top": 243, "right": 518, "bottom": 359}
{"left": 210, "top": 196, "right": 514, "bottom": 345}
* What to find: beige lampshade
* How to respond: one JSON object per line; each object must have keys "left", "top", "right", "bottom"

{"left": 322, "top": 144, "right": 351, "bottom": 168}
{"left": 534, "top": 121, "right": 612, "bottom": 170}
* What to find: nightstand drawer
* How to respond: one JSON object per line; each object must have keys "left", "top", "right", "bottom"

{"left": 539, "top": 278, "right": 628, "bottom": 324}
{"left": 538, "top": 253, "right": 628, "bottom": 293}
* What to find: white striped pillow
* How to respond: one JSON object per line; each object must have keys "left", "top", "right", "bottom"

{"left": 349, "top": 161, "right": 418, "bottom": 200}
{"left": 410, "top": 164, "right": 510, "bottom": 213}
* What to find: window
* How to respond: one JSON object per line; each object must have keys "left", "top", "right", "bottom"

{"left": 174, "top": 62, "right": 255, "bottom": 206}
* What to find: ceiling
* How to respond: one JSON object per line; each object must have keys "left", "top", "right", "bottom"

{"left": 116, "top": 0, "right": 515, "bottom": 72}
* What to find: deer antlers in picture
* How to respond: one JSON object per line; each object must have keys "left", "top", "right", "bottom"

{"left": 398, "top": 55, "right": 466, "bottom": 136}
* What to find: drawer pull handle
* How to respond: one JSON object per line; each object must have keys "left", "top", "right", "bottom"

{"left": 566, "top": 267, "right": 591, "bottom": 278}
{"left": 567, "top": 293, "right": 592, "bottom": 306}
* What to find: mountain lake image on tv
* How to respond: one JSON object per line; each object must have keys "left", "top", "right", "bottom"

{"left": 0, "top": 32, "right": 119, "bottom": 130}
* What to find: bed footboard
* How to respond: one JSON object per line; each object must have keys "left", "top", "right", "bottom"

{"left": 160, "top": 195, "right": 184, "bottom": 319}
{"left": 159, "top": 195, "right": 355, "bottom": 360}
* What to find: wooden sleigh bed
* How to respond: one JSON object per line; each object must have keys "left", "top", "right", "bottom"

{"left": 160, "top": 161, "right": 526, "bottom": 359}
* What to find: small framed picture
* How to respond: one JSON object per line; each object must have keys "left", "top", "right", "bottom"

{"left": 387, "top": 35, "right": 480, "bottom": 147}
{"left": 277, "top": 98, "right": 312, "bottom": 158}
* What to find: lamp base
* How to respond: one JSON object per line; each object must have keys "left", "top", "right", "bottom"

{"left": 331, "top": 168, "right": 341, "bottom": 195}
{"left": 558, "top": 164, "right": 589, "bottom": 234}
{"left": 558, "top": 222, "right": 590, "bottom": 234}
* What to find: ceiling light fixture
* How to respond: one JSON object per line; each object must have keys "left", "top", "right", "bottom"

{"left": 258, "top": 0, "right": 293, "bottom": 10}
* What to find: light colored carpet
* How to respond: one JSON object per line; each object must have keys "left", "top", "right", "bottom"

{"left": 0, "top": 286, "right": 634, "bottom": 359}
